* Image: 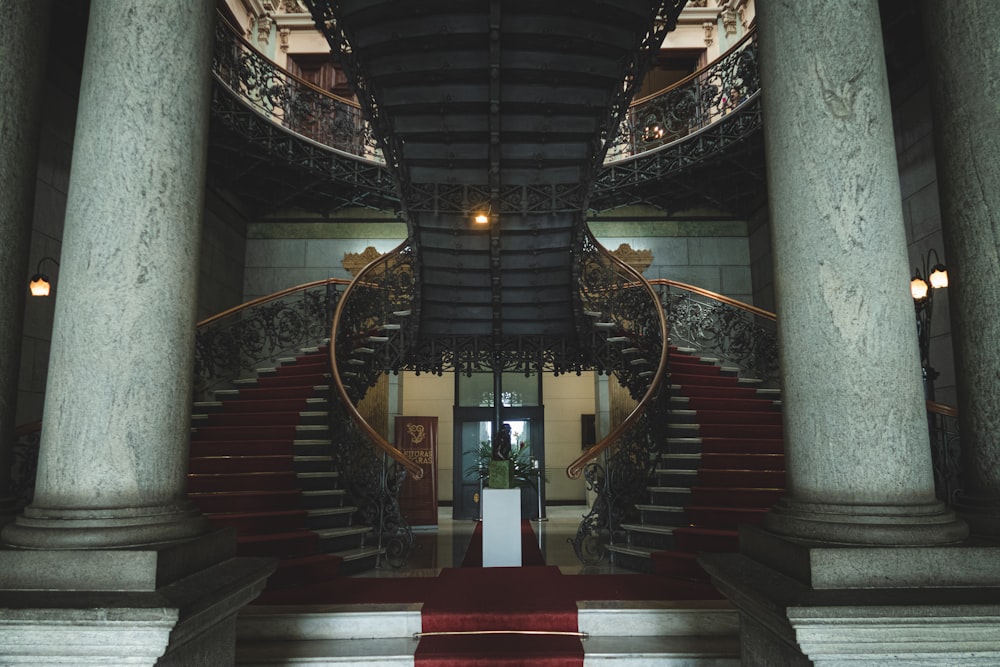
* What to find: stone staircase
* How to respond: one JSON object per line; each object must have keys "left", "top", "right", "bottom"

{"left": 606, "top": 346, "right": 786, "bottom": 580}
{"left": 235, "top": 600, "right": 740, "bottom": 665}
{"left": 188, "top": 345, "right": 382, "bottom": 590}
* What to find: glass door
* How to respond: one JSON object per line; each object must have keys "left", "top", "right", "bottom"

{"left": 452, "top": 407, "right": 545, "bottom": 521}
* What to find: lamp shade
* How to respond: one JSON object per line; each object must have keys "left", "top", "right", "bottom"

{"left": 473, "top": 212, "right": 489, "bottom": 225}
{"left": 910, "top": 275, "right": 929, "bottom": 300}
{"left": 29, "top": 274, "right": 51, "bottom": 297}
{"left": 928, "top": 264, "right": 949, "bottom": 289}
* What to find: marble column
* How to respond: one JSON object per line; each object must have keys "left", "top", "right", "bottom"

{"left": 0, "top": 2, "right": 51, "bottom": 524}
{"left": 755, "top": 0, "right": 966, "bottom": 546}
{"left": 0, "top": 2, "right": 274, "bottom": 664}
{"left": 921, "top": 1, "right": 1000, "bottom": 538}
{"left": 1, "top": 0, "right": 213, "bottom": 549}
{"left": 698, "top": 3, "right": 1000, "bottom": 665}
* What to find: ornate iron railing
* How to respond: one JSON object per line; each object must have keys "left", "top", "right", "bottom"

{"left": 654, "top": 279, "right": 779, "bottom": 387}
{"left": 194, "top": 279, "right": 348, "bottom": 395}
{"left": 927, "top": 401, "right": 961, "bottom": 506}
{"left": 11, "top": 421, "right": 41, "bottom": 513}
{"left": 212, "top": 14, "right": 380, "bottom": 160}
{"left": 567, "top": 233, "right": 669, "bottom": 563}
{"left": 330, "top": 242, "right": 423, "bottom": 480}
{"left": 326, "top": 395, "right": 414, "bottom": 567}
{"left": 605, "top": 27, "right": 759, "bottom": 162}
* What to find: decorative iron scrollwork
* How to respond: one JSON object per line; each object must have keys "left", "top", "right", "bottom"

{"left": 213, "top": 17, "right": 380, "bottom": 159}
{"left": 571, "top": 402, "right": 665, "bottom": 564}
{"left": 658, "top": 282, "right": 779, "bottom": 387}
{"left": 327, "top": 394, "right": 414, "bottom": 566}
{"left": 606, "top": 29, "right": 759, "bottom": 162}
{"left": 927, "top": 408, "right": 961, "bottom": 506}
{"left": 11, "top": 426, "right": 40, "bottom": 512}
{"left": 194, "top": 281, "right": 345, "bottom": 395}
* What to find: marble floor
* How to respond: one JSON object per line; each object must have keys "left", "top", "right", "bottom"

{"left": 359, "top": 504, "right": 634, "bottom": 578}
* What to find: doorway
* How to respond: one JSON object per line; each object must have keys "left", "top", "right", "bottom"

{"left": 452, "top": 405, "right": 545, "bottom": 521}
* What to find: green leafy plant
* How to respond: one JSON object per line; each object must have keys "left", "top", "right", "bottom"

{"left": 464, "top": 440, "right": 547, "bottom": 489}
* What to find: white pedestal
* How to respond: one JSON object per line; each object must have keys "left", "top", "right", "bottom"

{"left": 482, "top": 488, "right": 522, "bottom": 567}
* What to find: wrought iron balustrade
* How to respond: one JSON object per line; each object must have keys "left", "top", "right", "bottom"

{"left": 568, "top": 233, "right": 669, "bottom": 563}
{"left": 655, "top": 279, "right": 779, "bottom": 388}
{"left": 926, "top": 401, "right": 961, "bottom": 507}
{"left": 212, "top": 15, "right": 380, "bottom": 160}
{"left": 194, "top": 279, "right": 347, "bottom": 396}
{"left": 605, "top": 27, "right": 759, "bottom": 162}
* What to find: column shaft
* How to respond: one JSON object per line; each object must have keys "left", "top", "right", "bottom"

{"left": 2, "top": 0, "right": 215, "bottom": 548}
{"left": 756, "top": 0, "right": 964, "bottom": 544}
{"left": 921, "top": 1, "right": 1000, "bottom": 537}
{"left": 0, "top": 2, "right": 51, "bottom": 522}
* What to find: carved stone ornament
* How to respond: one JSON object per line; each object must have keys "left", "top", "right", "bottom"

{"left": 723, "top": 8, "right": 738, "bottom": 36}
{"left": 256, "top": 15, "right": 273, "bottom": 45}
{"left": 610, "top": 243, "right": 653, "bottom": 274}
{"left": 279, "top": 28, "right": 290, "bottom": 52}
{"left": 703, "top": 21, "right": 715, "bottom": 47}
{"left": 343, "top": 246, "right": 384, "bottom": 276}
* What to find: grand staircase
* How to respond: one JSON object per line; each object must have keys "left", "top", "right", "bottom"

{"left": 607, "top": 345, "right": 786, "bottom": 581}
{"left": 188, "top": 344, "right": 382, "bottom": 594}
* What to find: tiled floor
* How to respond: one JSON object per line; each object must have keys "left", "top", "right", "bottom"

{"left": 359, "top": 504, "right": 634, "bottom": 578}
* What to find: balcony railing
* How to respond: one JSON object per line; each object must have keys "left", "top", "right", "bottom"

{"left": 605, "top": 28, "right": 759, "bottom": 162}
{"left": 212, "top": 15, "right": 382, "bottom": 161}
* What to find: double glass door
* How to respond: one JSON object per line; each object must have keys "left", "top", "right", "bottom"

{"left": 453, "top": 406, "right": 544, "bottom": 521}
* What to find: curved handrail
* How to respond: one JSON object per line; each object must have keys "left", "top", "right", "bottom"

{"left": 194, "top": 278, "right": 349, "bottom": 394}
{"left": 926, "top": 400, "right": 958, "bottom": 418}
{"left": 651, "top": 278, "right": 776, "bottom": 321}
{"left": 329, "top": 242, "right": 423, "bottom": 480}
{"left": 605, "top": 27, "right": 758, "bottom": 162}
{"left": 212, "top": 13, "right": 382, "bottom": 161}
{"left": 566, "top": 233, "right": 669, "bottom": 480}
{"left": 197, "top": 278, "right": 351, "bottom": 328}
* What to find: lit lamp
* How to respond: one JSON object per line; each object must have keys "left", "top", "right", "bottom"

{"left": 473, "top": 212, "right": 490, "bottom": 225}
{"left": 28, "top": 256, "right": 60, "bottom": 297}
{"left": 910, "top": 249, "right": 948, "bottom": 400}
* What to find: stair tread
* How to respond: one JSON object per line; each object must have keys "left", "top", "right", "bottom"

{"left": 314, "top": 525, "right": 372, "bottom": 538}
{"left": 309, "top": 506, "right": 357, "bottom": 517}
{"left": 605, "top": 544, "right": 657, "bottom": 558}
{"left": 337, "top": 546, "right": 383, "bottom": 561}
{"left": 621, "top": 523, "right": 675, "bottom": 535}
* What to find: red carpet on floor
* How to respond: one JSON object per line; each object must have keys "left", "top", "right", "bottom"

{"left": 460, "top": 520, "right": 547, "bottom": 567}
{"left": 415, "top": 566, "right": 583, "bottom": 667}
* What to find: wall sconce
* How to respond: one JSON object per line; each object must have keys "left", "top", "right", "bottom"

{"left": 473, "top": 212, "right": 490, "bottom": 225}
{"left": 29, "top": 256, "right": 60, "bottom": 297}
{"left": 910, "top": 248, "right": 948, "bottom": 399}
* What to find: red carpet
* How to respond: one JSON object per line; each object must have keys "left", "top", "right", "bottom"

{"left": 415, "top": 566, "right": 582, "bottom": 667}
{"left": 188, "top": 347, "right": 346, "bottom": 594}
{"left": 649, "top": 346, "right": 786, "bottom": 582}
{"left": 460, "top": 520, "right": 547, "bottom": 567}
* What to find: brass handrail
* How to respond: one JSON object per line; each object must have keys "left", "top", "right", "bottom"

{"left": 926, "top": 400, "right": 958, "bottom": 418}
{"left": 566, "top": 235, "right": 669, "bottom": 480}
{"left": 651, "top": 278, "right": 776, "bottom": 320}
{"left": 197, "top": 278, "right": 351, "bottom": 328}
{"left": 630, "top": 29, "right": 757, "bottom": 107}
{"left": 329, "top": 242, "right": 423, "bottom": 480}
{"left": 606, "top": 26, "right": 759, "bottom": 162}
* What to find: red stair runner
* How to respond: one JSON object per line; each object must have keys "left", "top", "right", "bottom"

{"left": 188, "top": 347, "right": 345, "bottom": 593}
{"left": 651, "top": 347, "right": 786, "bottom": 582}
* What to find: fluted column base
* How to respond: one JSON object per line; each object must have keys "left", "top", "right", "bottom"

{"left": 762, "top": 497, "right": 968, "bottom": 546}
